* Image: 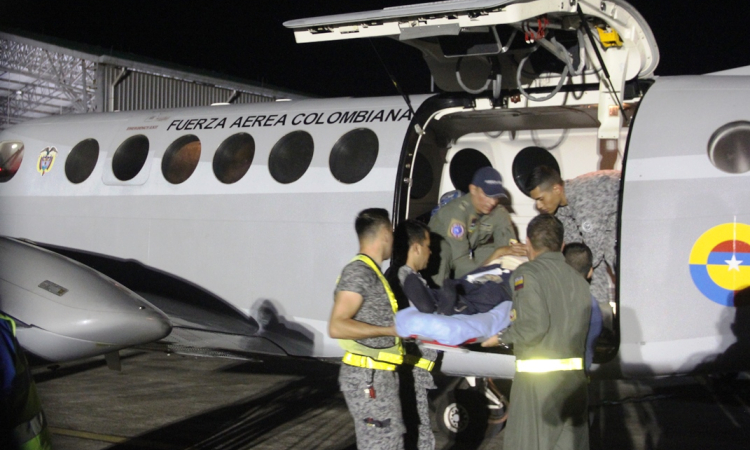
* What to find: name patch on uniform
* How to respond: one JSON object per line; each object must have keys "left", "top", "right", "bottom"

{"left": 514, "top": 276, "right": 524, "bottom": 291}
{"left": 469, "top": 217, "right": 478, "bottom": 233}
{"left": 449, "top": 220, "right": 465, "bottom": 239}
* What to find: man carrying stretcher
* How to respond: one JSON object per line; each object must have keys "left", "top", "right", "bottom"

{"left": 387, "top": 219, "right": 521, "bottom": 449}
{"left": 388, "top": 219, "right": 522, "bottom": 446}
{"left": 389, "top": 219, "right": 522, "bottom": 346}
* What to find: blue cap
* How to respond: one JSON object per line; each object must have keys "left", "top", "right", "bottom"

{"left": 471, "top": 167, "right": 508, "bottom": 198}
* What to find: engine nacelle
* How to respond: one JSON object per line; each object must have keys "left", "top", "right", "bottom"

{"left": 0, "top": 237, "right": 172, "bottom": 362}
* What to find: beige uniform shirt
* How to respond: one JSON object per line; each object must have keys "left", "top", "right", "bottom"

{"left": 428, "top": 195, "right": 515, "bottom": 285}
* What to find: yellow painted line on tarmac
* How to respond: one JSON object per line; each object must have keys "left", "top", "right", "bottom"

{"left": 49, "top": 427, "right": 127, "bottom": 444}
{"left": 49, "top": 427, "right": 183, "bottom": 450}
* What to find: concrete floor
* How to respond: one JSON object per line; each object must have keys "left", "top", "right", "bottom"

{"left": 589, "top": 372, "right": 750, "bottom": 449}
{"left": 32, "top": 351, "right": 750, "bottom": 450}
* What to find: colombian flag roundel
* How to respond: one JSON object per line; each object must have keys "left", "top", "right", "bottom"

{"left": 689, "top": 223, "right": 750, "bottom": 307}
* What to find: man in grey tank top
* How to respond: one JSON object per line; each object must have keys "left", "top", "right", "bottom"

{"left": 331, "top": 208, "right": 405, "bottom": 450}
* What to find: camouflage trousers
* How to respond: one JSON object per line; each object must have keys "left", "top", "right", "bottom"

{"left": 400, "top": 366, "right": 436, "bottom": 450}
{"left": 414, "top": 377, "right": 435, "bottom": 450}
{"left": 340, "top": 365, "right": 405, "bottom": 450}
{"left": 591, "top": 261, "right": 614, "bottom": 330}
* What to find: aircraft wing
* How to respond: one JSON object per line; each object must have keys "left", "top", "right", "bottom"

{"left": 35, "top": 245, "right": 299, "bottom": 360}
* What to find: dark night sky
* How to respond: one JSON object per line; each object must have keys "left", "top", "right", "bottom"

{"left": 2, "top": 1, "right": 750, "bottom": 98}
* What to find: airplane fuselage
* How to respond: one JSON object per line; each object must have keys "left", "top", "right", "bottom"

{"left": 1, "top": 75, "right": 749, "bottom": 378}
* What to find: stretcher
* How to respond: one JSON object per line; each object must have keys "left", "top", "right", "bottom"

{"left": 395, "top": 301, "right": 513, "bottom": 347}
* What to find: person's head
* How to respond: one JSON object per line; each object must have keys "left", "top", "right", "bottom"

{"left": 525, "top": 214, "right": 564, "bottom": 259}
{"left": 563, "top": 242, "right": 594, "bottom": 280}
{"left": 355, "top": 208, "right": 393, "bottom": 260}
{"left": 393, "top": 220, "right": 431, "bottom": 271}
{"left": 468, "top": 166, "right": 508, "bottom": 215}
{"left": 526, "top": 166, "right": 565, "bottom": 214}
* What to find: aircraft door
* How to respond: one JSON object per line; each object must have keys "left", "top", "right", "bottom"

{"left": 394, "top": 96, "right": 474, "bottom": 223}
{"left": 619, "top": 75, "right": 750, "bottom": 376}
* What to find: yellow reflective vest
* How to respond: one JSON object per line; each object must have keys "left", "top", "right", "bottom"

{"left": 337, "top": 255, "right": 405, "bottom": 371}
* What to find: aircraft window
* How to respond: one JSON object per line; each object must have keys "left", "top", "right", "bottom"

{"left": 708, "top": 121, "right": 750, "bottom": 174}
{"left": 162, "top": 135, "right": 201, "bottom": 184}
{"left": 112, "top": 135, "right": 150, "bottom": 181}
{"left": 449, "top": 148, "right": 492, "bottom": 193}
{"left": 512, "top": 146, "right": 561, "bottom": 196}
{"left": 269, "top": 130, "right": 314, "bottom": 184}
{"left": 0, "top": 141, "right": 24, "bottom": 183}
{"left": 65, "top": 138, "right": 99, "bottom": 184}
{"left": 213, "top": 133, "right": 255, "bottom": 184}
{"left": 329, "top": 128, "right": 378, "bottom": 184}
{"left": 410, "top": 152, "right": 433, "bottom": 199}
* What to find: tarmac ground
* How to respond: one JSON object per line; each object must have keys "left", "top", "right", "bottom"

{"left": 32, "top": 351, "right": 750, "bottom": 450}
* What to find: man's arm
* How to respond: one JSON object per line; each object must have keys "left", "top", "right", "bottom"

{"left": 399, "top": 266, "right": 439, "bottom": 313}
{"left": 449, "top": 241, "right": 479, "bottom": 280}
{"left": 329, "top": 290, "right": 398, "bottom": 339}
{"left": 492, "top": 207, "right": 516, "bottom": 247}
{"left": 429, "top": 212, "right": 469, "bottom": 285}
{"left": 482, "top": 270, "right": 549, "bottom": 347}
{"left": 480, "top": 208, "right": 526, "bottom": 264}
{"left": 558, "top": 212, "right": 582, "bottom": 246}
{"left": 431, "top": 237, "right": 455, "bottom": 286}
{"left": 503, "top": 272, "right": 549, "bottom": 346}
{"left": 481, "top": 242, "right": 527, "bottom": 265}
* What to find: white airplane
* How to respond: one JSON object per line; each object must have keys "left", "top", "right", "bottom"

{"left": 1, "top": 0, "right": 748, "bottom": 417}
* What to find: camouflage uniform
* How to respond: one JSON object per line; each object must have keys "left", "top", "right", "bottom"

{"left": 336, "top": 260, "right": 405, "bottom": 450}
{"left": 428, "top": 195, "right": 516, "bottom": 285}
{"left": 556, "top": 170, "right": 620, "bottom": 312}
{"left": 397, "top": 265, "right": 438, "bottom": 450}
{"left": 397, "top": 343, "right": 438, "bottom": 450}
{"left": 502, "top": 252, "right": 591, "bottom": 450}
{"left": 340, "top": 366, "right": 405, "bottom": 450}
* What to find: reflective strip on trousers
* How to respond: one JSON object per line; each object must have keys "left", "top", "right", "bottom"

{"left": 404, "top": 355, "right": 435, "bottom": 371}
{"left": 342, "top": 352, "right": 398, "bottom": 371}
{"left": 414, "top": 358, "right": 435, "bottom": 371}
{"left": 12, "top": 411, "right": 47, "bottom": 447}
{"left": 515, "top": 358, "right": 583, "bottom": 373}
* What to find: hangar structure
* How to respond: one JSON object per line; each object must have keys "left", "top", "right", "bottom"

{"left": 0, "top": 31, "right": 308, "bottom": 130}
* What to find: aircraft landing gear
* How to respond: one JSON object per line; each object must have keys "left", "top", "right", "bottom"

{"left": 434, "top": 377, "right": 509, "bottom": 441}
{"left": 485, "top": 377, "right": 510, "bottom": 439}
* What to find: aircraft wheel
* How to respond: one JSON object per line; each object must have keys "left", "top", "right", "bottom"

{"left": 434, "top": 385, "right": 488, "bottom": 440}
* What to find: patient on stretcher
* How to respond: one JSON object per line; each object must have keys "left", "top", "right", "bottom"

{"left": 388, "top": 220, "right": 526, "bottom": 346}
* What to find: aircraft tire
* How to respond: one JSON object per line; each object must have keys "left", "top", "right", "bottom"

{"left": 434, "top": 384, "right": 488, "bottom": 441}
